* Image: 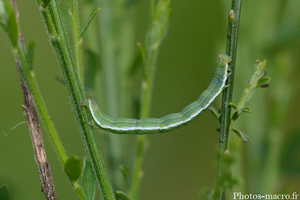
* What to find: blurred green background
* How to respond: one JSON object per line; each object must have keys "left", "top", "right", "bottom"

{"left": 1, "top": 0, "right": 300, "bottom": 199}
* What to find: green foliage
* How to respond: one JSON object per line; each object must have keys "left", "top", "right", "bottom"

{"left": 231, "top": 128, "right": 251, "bottom": 143}
{"left": 81, "top": 157, "right": 96, "bottom": 200}
{"left": 0, "top": 0, "right": 18, "bottom": 47}
{"left": 131, "top": 1, "right": 172, "bottom": 198}
{"left": 65, "top": 155, "right": 82, "bottom": 182}
{"left": 80, "top": 7, "right": 100, "bottom": 38}
{"left": 66, "top": 156, "right": 82, "bottom": 182}
{"left": 144, "top": 0, "right": 171, "bottom": 76}
{"left": 115, "top": 191, "right": 131, "bottom": 200}
{"left": 211, "top": 59, "right": 270, "bottom": 144}
{"left": 2, "top": 0, "right": 299, "bottom": 198}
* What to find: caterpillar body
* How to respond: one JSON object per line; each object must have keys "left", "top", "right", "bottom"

{"left": 81, "top": 54, "right": 231, "bottom": 134}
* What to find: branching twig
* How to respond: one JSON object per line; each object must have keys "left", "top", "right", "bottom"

{"left": 217, "top": 0, "right": 242, "bottom": 199}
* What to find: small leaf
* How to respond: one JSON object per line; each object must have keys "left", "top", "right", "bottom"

{"left": 0, "top": 0, "right": 18, "bottom": 47}
{"left": 41, "top": 0, "right": 51, "bottom": 8}
{"left": 0, "top": 184, "right": 9, "bottom": 200}
{"left": 208, "top": 106, "right": 220, "bottom": 120}
{"left": 27, "top": 40, "right": 35, "bottom": 69}
{"left": 231, "top": 111, "right": 239, "bottom": 121}
{"left": 242, "top": 107, "right": 251, "bottom": 113}
{"left": 64, "top": 155, "right": 82, "bottom": 182}
{"left": 82, "top": 157, "right": 96, "bottom": 200}
{"left": 256, "top": 77, "right": 271, "bottom": 88}
{"left": 228, "top": 102, "right": 237, "bottom": 109}
{"left": 80, "top": 8, "right": 100, "bottom": 38}
{"left": 115, "top": 191, "right": 131, "bottom": 200}
{"left": 231, "top": 128, "right": 251, "bottom": 143}
{"left": 232, "top": 107, "right": 251, "bottom": 121}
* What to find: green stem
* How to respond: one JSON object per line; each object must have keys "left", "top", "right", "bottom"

{"left": 38, "top": 1, "right": 116, "bottom": 199}
{"left": 95, "top": 0, "right": 122, "bottom": 189}
{"left": 131, "top": 1, "right": 171, "bottom": 199}
{"left": 131, "top": 63, "right": 155, "bottom": 199}
{"left": 217, "top": 0, "right": 242, "bottom": 199}
{"left": 71, "top": 0, "right": 84, "bottom": 86}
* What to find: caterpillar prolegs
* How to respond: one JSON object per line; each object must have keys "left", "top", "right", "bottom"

{"left": 81, "top": 54, "right": 231, "bottom": 134}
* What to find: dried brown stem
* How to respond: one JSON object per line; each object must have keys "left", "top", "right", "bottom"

{"left": 9, "top": 0, "right": 57, "bottom": 199}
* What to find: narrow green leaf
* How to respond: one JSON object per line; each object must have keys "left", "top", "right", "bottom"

{"left": 0, "top": 0, "right": 18, "bottom": 47}
{"left": 208, "top": 106, "right": 220, "bottom": 120}
{"left": 232, "top": 106, "right": 251, "bottom": 122}
{"left": 256, "top": 76, "right": 271, "bottom": 88}
{"left": 231, "top": 128, "right": 251, "bottom": 143}
{"left": 115, "top": 191, "right": 131, "bottom": 200}
{"left": 0, "top": 184, "right": 9, "bottom": 200}
{"left": 228, "top": 102, "right": 237, "bottom": 109}
{"left": 27, "top": 40, "right": 35, "bottom": 69}
{"left": 82, "top": 157, "right": 96, "bottom": 200}
{"left": 80, "top": 8, "right": 100, "bottom": 38}
{"left": 242, "top": 107, "right": 251, "bottom": 113}
{"left": 231, "top": 111, "right": 239, "bottom": 121}
{"left": 64, "top": 155, "right": 82, "bottom": 182}
{"left": 41, "top": 0, "right": 51, "bottom": 8}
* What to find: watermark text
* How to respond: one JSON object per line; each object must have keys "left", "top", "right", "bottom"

{"left": 233, "top": 192, "right": 299, "bottom": 200}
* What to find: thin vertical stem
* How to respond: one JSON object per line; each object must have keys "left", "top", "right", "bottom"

{"left": 131, "top": 1, "right": 171, "bottom": 199}
{"left": 37, "top": 0, "right": 116, "bottom": 198}
{"left": 9, "top": 0, "right": 58, "bottom": 198}
{"left": 71, "top": 0, "right": 84, "bottom": 85}
{"left": 217, "top": 0, "right": 242, "bottom": 199}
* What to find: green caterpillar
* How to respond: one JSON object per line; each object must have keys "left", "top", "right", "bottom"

{"left": 82, "top": 54, "right": 231, "bottom": 134}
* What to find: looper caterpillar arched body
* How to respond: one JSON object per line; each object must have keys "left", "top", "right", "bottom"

{"left": 81, "top": 54, "right": 231, "bottom": 134}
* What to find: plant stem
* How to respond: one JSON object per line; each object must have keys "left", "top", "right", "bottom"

{"left": 9, "top": 0, "right": 58, "bottom": 198}
{"left": 13, "top": 41, "right": 86, "bottom": 200}
{"left": 71, "top": 0, "right": 84, "bottom": 86}
{"left": 131, "top": 1, "right": 171, "bottom": 199}
{"left": 217, "top": 0, "right": 242, "bottom": 199}
{"left": 37, "top": 1, "right": 116, "bottom": 199}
